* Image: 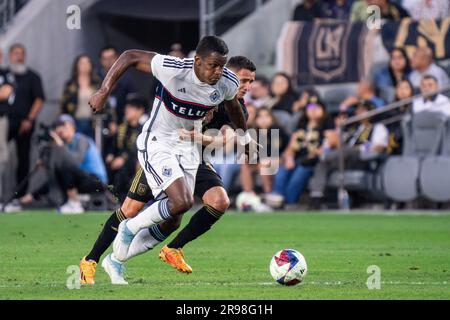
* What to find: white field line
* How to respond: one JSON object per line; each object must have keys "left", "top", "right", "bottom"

{"left": 0, "top": 280, "right": 448, "bottom": 289}
{"left": 224, "top": 210, "right": 450, "bottom": 217}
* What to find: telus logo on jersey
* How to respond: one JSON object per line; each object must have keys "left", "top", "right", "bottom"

{"left": 170, "top": 102, "right": 208, "bottom": 118}
{"left": 158, "top": 85, "right": 216, "bottom": 120}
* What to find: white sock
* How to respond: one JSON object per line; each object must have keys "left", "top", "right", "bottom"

{"left": 126, "top": 198, "right": 172, "bottom": 234}
{"left": 125, "top": 225, "right": 166, "bottom": 261}
{"left": 110, "top": 252, "right": 123, "bottom": 265}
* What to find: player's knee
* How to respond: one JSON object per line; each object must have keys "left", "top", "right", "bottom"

{"left": 207, "top": 194, "right": 230, "bottom": 213}
{"left": 204, "top": 188, "right": 230, "bottom": 212}
{"left": 170, "top": 194, "right": 194, "bottom": 215}
{"left": 121, "top": 198, "right": 144, "bottom": 218}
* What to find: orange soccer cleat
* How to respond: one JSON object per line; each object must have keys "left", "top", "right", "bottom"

{"left": 159, "top": 245, "right": 193, "bottom": 274}
{"left": 80, "top": 257, "right": 97, "bottom": 285}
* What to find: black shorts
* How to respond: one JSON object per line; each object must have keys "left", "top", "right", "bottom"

{"left": 126, "top": 163, "right": 224, "bottom": 203}
{"left": 194, "top": 162, "right": 225, "bottom": 199}
{"left": 126, "top": 167, "right": 154, "bottom": 203}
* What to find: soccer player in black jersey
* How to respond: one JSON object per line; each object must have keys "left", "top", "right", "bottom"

{"left": 80, "top": 56, "right": 256, "bottom": 284}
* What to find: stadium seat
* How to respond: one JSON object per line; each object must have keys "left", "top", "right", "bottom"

{"left": 328, "top": 170, "right": 371, "bottom": 191}
{"left": 383, "top": 156, "right": 420, "bottom": 201}
{"left": 419, "top": 118, "right": 450, "bottom": 202}
{"left": 383, "top": 112, "right": 447, "bottom": 202}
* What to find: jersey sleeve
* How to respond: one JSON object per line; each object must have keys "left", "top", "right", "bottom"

{"left": 225, "top": 83, "right": 238, "bottom": 101}
{"left": 223, "top": 68, "right": 239, "bottom": 101}
{"left": 151, "top": 54, "right": 188, "bottom": 86}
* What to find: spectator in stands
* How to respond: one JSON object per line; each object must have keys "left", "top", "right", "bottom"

{"left": 0, "top": 64, "right": 15, "bottom": 202}
{"left": 321, "top": 0, "right": 353, "bottom": 20}
{"left": 61, "top": 54, "right": 102, "bottom": 138}
{"left": 292, "top": 87, "right": 321, "bottom": 114}
{"left": 340, "top": 79, "right": 385, "bottom": 111}
{"left": 402, "top": 0, "right": 449, "bottom": 20}
{"left": 374, "top": 48, "right": 412, "bottom": 103}
{"left": 395, "top": 78, "right": 415, "bottom": 103}
{"left": 240, "top": 107, "right": 289, "bottom": 197}
{"left": 7, "top": 43, "right": 45, "bottom": 197}
{"left": 269, "top": 99, "right": 333, "bottom": 207}
{"left": 409, "top": 47, "right": 449, "bottom": 89}
{"left": 309, "top": 101, "right": 389, "bottom": 209}
{"left": 412, "top": 75, "right": 450, "bottom": 116}
{"left": 382, "top": 79, "right": 415, "bottom": 155}
{"left": 18, "top": 115, "right": 108, "bottom": 214}
{"left": 99, "top": 46, "right": 136, "bottom": 126}
{"left": 292, "top": 0, "right": 323, "bottom": 21}
{"left": 350, "top": 0, "right": 409, "bottom": 21}
{"left": 267, "top": 72, "right": 298, "bottom": 113}
{"left": 105, "top": 94, "right": 145, "bottom": 201}
{"left": 244, "top": 76, "right": 271, "bottom": 108}
{"left": 168, "top": 43, "right": 186, "bottom": 59}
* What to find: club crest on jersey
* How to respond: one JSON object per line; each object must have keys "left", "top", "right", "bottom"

{"left": 162, "top": 166, "right": 172, "bottom": 177}
{"left": 210, "top": 90, "right": 220, "bottom": 103}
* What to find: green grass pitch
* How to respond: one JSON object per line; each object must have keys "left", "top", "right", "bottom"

{"left": 0, "top": 211, "right": 449, "bottom": 299}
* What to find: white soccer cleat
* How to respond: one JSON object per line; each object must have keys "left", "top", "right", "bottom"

{"left": 3, "top": 200, "right": 22, "bottom": 213}
{"left": 113, "top": 219, "right": 134, "bottom": 262}
{"left": 59, "top": 200, "right": 85, "bottom": 215}
{"left": 101, "top": 253, "right": 128, "bottom": 285}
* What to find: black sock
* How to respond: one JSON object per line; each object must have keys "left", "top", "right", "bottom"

{"left": 85, "top": 208, "right": 126, "bottom": 262}
{"left": 167, "top": 205, "right": 224, "bottom": 249}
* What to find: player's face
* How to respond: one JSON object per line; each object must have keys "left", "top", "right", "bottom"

{"left": 235, "top": 69, "right": 256, "bottom": 99}
{"left": 195, "top": 52, "right": 227, "bottom": 85}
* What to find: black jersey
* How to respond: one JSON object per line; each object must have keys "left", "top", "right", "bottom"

{"left": 202, "top": 98, "right": 248, "bottom": 132}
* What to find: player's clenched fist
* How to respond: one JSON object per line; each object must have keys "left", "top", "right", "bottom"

{"left": 89, "top": 88, "right": 109, "bottom": 113}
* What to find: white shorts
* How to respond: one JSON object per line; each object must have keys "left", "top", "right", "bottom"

{"left": 137, "top": 131, "right": 200, "bottom": 199}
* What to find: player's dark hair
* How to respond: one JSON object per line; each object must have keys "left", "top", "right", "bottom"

{"left": 226, "top": 56, "right": 256, "bottom": 72}
{"left": 196, "top": 36, "right": 229, "bottom": 58}
{"left": 99, "top": 45, "right": 119, "bottom": 57}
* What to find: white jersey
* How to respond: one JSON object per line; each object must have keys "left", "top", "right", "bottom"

{"left": 140, "top": 54, "right": 239, "bottom": 152}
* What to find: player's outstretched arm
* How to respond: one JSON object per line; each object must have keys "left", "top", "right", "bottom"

{"left": 223, "top": 97, "right": 247, "bottom": 131}
{"left": 89, "top": 50, "right": 156, "bottom": 113}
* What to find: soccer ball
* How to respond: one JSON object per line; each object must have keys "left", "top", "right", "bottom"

{"left": 270, "top": 249, "right": 307, "bottom": 286}
{"left": 236, "top": 191, "right": 262, "bottom": 212}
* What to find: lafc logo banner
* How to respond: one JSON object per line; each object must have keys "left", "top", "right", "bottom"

{"left": 382, "top": 18, "right": 450, "bottom": 61}
{"left": 277, "top": 18, "right": 450, "bottom": 85}
{"left": 277, "top": 20, "right": 368, "bottom": 85}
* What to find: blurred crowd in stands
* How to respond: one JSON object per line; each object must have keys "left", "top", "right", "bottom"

{"left": 292, "top": 0, "right": 449, "bottom": 21}
{"left": 1, "top": 1, "right": 450, "bottom": 213}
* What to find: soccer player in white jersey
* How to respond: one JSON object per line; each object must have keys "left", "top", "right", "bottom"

{"left": 89, "top": 36, "right": 251, "bottom": 266}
